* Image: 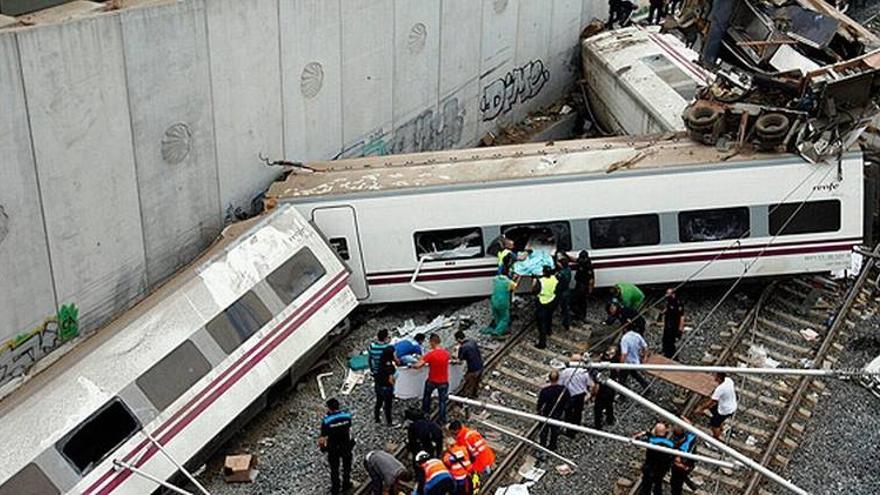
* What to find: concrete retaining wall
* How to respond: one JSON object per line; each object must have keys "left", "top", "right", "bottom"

{"left": 0, "top": 0, "right": 608, "bottom": 346}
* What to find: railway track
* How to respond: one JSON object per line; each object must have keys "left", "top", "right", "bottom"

{"left": 622, "top": 250, "right": 879, "bottom": 495}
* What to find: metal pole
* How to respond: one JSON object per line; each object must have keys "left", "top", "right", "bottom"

{"left": 579, "top": 361, "right": 878, "bottom": 378}
{"left": 448, "top": 395, "right": 739, "bottom": 469}
{"left": 143, "top": 431, "right": 211, "bottom": 495}
{"left": 473, "top": 418, "right": 579, "bottom": 468}
{"left": 600, "top": 378, "right": 809, "bottom": 495}
{"left": 113, "top": 460, "right": 195, "bottom": 495}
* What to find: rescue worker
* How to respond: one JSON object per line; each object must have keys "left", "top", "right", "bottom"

{"left": 415, "top": 451, "right": 455, "bottom": 495}
{"left": 364, "top": 449, "right": 411, "bottom": 495}
{"left": 442, "top": 438, "right": 474, "bottom": 495}
{"left": 318, "top": 398, "right": 354, "bottom": 495}
{"left": 570, "top": 250, "right": 594, "bottom": 321}
{"left": 369, "top": 329, "right": 394, "bottom": 376}
{"left": 449, "top": 420, "right": 495, "bottom": 476}
{"left": 699, "top": 372, "right": 738, "bottom": 439}
{"left": 670, "top": 419, "right": 698, "bottom": 495}
{"left": 533, "top": 265, "right": 558, "bottom": 349}
{"left": 555, "top": 255, "right": 573, "bottom": 331}
{"left": 634, "top": 422, "right": 674, "bottom": 495}
{"left": 648, "top": 0, "right": 665, "bottom": 24}
{"left": 661, "top": 288, "right": 685, "bottom": 359}
{"left": 406, "top": 409, "right": 444, "bottom": 469}
{"left": 482, "top": 267, "right": 517, "bottom": 337}
{"left": 559, "top": 356, "right": 597, "bottom": 437}
{"left": 620, "top": 324, "right": 650, "bottom": 392}
{"left": 536, "top": 370, "right": 568, "bottom": 450}
{"left": 593, "top": 347, "right": 619, "bottom": 429}
{"left": 374, "top": 346, "right": 396, "bottom": 426}
{"left": 414, "top": 333, "right": 451, "bottom": 424}
{"left": 455, "top": 330, "right": 484, "bottom": 399}
{"left": 605, "top": 299, "right": 645, "bottom": 332}
{"left": 701, "top": 0, "right": 734, "bottom": 68}
{"left": 395, "top": 332, "right": 426, "bottom": 366}
{"left": 610, "top": 282, "right": 645, "bottom": 311}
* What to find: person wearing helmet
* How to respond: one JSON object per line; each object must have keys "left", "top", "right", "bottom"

{"left": 415, "top": 450, "right": 454, "bottom": 495}
{"left": 442, "top": 437, "right": 474, "bottom": 495}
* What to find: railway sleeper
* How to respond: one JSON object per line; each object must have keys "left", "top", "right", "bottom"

{"left": 756, "top": 316, "right": 813, "bottom": 340}
{"left": 487, "top": 380, "right": 537, "bottom": 405}
{"left": 733, "top": 348, "right": 799, "bottom": 366}
{"left": 736, "top": 370, "right": 795, "bottom": 394}
{"left": 767, "top": 307, "right": 829, "bottom": 332}
{"left": 548, "top": 333, "right": 589, "bottom": 352}
{"left": 774, "top": 297, "right": 828, "bottom": 318}
{"left": 508, "top": 351, "right": 552, "bottom": 371}
{"left": 624, "top": 462, "right": 745, "bottom": 493}
{"left": 749, "top": 329, "right": 815, "bottom": 355}
{"left": 790, "top": 277, "right": 838, "bottom": 297}
{"left": 732, "top": 386, "right": 788, "bottom": 409}
{"left": 496, "top": 366, "right": 543, "bottom": 389}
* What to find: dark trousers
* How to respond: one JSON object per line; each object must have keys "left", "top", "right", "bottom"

{"left": 365, "top": 458, "right": 385, "bottom": 495}
{"left": 662, "top": 328, "right": 678, "bottom": 359}
{"left": 571, "top": 283, "right": 589, "bottom": 320}
{"left": 538, "top": 418, "right": 561, "bottom": 450}
{"left": 374, "top": 384, "right": 393, "bottom": 425}
{"left": 640, "top": 468, "right": 665, "bottom": 495}
{"left": 460, "top": 370, "right": 482, "bottom": 399}
{"left": 670, "top": 467, "right": 690, "bottom": 495}
{"left": 701, "top": 0, "right": 734, "bottom": 66}
{"left": 594, "top": 390, "right": 615, "bottom": 428}
{"left": 557, "top": 292, "right": 571, "bottom": 330}
{"left": 648, "top": 0, "right": 664, "bottom": 24}
{"left": 328, "top": 448, "right": 352, "bottom": 495}
{"left": 452, "top": 478, "right": 470, "bottom": 495}
{"left": 564, "top": 393, "right": 586, "bottom": 436}
{"left": 621, "top": 369, "right": 649, "bottom": 391}
{"left": 423, "top": 380, "right": 449, "bottom": 424}
{"left": 536, "top": 301, "right": 554, "bottom": 348}
{"left": 426, "top": 478, "right": 455, "bottom": 495}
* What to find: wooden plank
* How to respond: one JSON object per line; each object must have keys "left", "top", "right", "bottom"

{"left": 643, "top": 355, "right": 716, "bottom": 396}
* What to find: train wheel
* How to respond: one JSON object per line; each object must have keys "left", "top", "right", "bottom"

{"left": 755, "top": 113, "right": 790, "bottom": 139}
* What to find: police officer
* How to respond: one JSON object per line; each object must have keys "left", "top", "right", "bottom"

{"left": 533, "top": 265, "right": 558, "bottom": 349}
{"left": 318, "top": 398, "right": 354, "bottom": 495}
{"left": 634, "top": 422, "right": 674, "bottom": 495}
{"left": 662, "top": 288, "right": 685, "bottom": 358}
{"left": 671, "top": 420, "right": 698, "bottom": 495}
{"left": 593, "top": 347, "right": 619, "bottom": 429}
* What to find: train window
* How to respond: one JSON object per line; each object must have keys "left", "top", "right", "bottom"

{"left": 266, "top": 248, "right": 326, "bottom": 305}
{"left": 769, "top": 200, "right": 841, "bottom": 236}
{"left": 57, "top": 398, "right": 140, "bottom": 475}
{"left": 0, "top": 463, "right": 60, "bottom": 495}
{"left": 414, "top": 228, "right": 484, "bottom": 261}
{"left": 589, "top": 214, "right": 660, "bottom": 249}
{"left": 679, "top": 207, "right": 750, "bottom": 242}
{"left": 501, "top": 221, "right": 572, "bottom": 252}
{"left": 136, "top": 340, "right": 212, "bottom": 412}
{"left": 206, "top": 290, "right": 274, "bottom": 354}
{"left": 329, "top": 238, "right": 351, "bottom": 260}
{"left": 642, "top": 54, "right": 698, "bottom": 100}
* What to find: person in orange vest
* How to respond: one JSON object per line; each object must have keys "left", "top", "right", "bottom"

{"left": 442, "top": 438, "right": 473, "bottom": 495}
{"left": 415, "top": 451, "right": 454, "bottom": 495}
{"left": 448, "top": 420, "right": 495, "bottom": 476}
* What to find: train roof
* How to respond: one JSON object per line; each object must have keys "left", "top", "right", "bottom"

{"left": 0, "top": 206, "right": 313, "bottom": 479}
{"left": 267, "top": 134, "right": 801, "bottom": 201}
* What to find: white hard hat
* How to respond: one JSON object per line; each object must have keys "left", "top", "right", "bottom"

{"left": 415, "top": 451, "right": 430, "bottom": 463}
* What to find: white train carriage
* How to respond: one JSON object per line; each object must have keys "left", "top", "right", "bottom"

{"left": 0, "top": 205, "right": 357, "bottom": 495}
{"left": 268, "top": 135, "right": 867, "bottom": 304}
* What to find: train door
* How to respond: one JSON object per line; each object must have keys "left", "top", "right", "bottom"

{"left": 312, "top": 206, "right": 369, "bottom": 299}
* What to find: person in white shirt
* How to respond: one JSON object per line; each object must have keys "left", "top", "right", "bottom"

{"left": 558, "top": 354, "right": 598, "bottom": 436}
{"left": 619, "top": 328, "right": 650, "bottom": 391}
{"left": 699, "top": 372, "right": 737, "bottom": 439}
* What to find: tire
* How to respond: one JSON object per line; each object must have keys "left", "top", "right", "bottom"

{"left": 755, "top": 113, "right": 790, "bottom": 139}
{"left": 686, "top": 105, "right": 722, "bottom": 129}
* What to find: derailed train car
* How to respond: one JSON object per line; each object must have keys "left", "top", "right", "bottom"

{"left": 268, "top": 134, "right": 873, "bottom": 305}
{"left": 0, "top": 206, "right": 356, "bottom": 494}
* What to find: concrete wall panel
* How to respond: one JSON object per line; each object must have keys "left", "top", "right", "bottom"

{"left": 548, "top": 0, "right": 584, "bottom": 101}
{"left": 582, "top": 0, "right": 610, "bottom": 26}
{"left": 392, "top": 0, "right": 440, "bottom": 127}
{"left": 0, "top": 33, "right": 56, "bottom": 339}
{"left": 121, "top": 0, "right": 222, "bottom": 287}
{"left": 279, "top": 0, "right": 343, "bottom": 161}
{"left": 478, "top": 0, "right": 520, "bottom": 136}
{"left": 514, "top": 0, "right": 553, "bottom": 116}
{"left": 207, "top": 0, "right": 283, "bottom": 215}
{"left": 340, "top": 0, "right": 394, "bottom": 152}
{"left": 17, "top": 17, "right": 146, "bottom": 330}
{"left": 439, "top": 0, "right": 482, "bottom": 146}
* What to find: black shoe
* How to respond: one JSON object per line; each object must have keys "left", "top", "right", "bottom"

{"left": 535, "top": 342, "right": 547, "bottom": 349}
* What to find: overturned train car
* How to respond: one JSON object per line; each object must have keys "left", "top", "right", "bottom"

{"left": 269, "top": 135, "right": 873, "bottom": 304}
{"left": 0, "top": 206, "right": 357, "bottom": 494}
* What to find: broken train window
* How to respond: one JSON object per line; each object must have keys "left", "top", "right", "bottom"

{"left": 414, "top": 228, "right": 484, "bottom": 261}
{"left": 679, "top": 207, "right": 750, "bottom": 243}
{"left": 500, "top": 221, "right": 572, "bottom": 253}
{"left": 57, "top": 398, "right": 141, "bottom": 475}
{"left": 589, "top": 214, "right": 660, "bottom": 249}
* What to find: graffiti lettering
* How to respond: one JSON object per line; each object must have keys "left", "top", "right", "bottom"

{"left": 0, "top": 304, "right": 78, "bottom": 388}
{"left": 480, "top": 60, "right": 550, "bottom": 121}
{"left": 336, "top": 97, "right": 465, "bottom": 159}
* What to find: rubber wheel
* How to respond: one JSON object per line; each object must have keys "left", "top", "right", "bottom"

{"left": 755, "top": 113, "right": 790, "bottom": 139}
{"left": 686, "top": 105, "right": 722, "bottom": 128}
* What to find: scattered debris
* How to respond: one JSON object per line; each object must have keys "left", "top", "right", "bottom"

{"left": 555, "top": 463, "right": 574, "bottom": 476}
{"left": 800, "top": 328, "right": 820, "bottom": 341}
{"left": 339, "top": 368, "right": 366, "bottom": 395}
{"left": 395, "top": 315, "right": 455, "bottom": 338}
{"left": 316, "top": 372, "right": 334, "bottom": 400}
{"left": 495, "top": 484, "right": 532, "bottom": 495}
{"left": 746, "top": 435, "right": 759, "bottom": 446}
{"left": 223, "top": 454, "right": 258, "bottom": 483}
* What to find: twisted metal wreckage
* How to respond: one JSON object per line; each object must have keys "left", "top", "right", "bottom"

{"left": 665, "top": 0, "right": 880, "bottom": 163}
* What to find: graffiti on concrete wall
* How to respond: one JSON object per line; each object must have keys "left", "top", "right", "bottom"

{"left": 0, "top": 304, "right": 78, "bottom": 388}
{"left": 480, "top": 59, "right": 550, "bottom": 121}
{"left": 336, "top": 96, "right": 466, "bottom": 159}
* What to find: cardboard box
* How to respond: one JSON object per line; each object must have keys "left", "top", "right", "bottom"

{"left": 223, "top": 454, "right": 259, "bottom": 483}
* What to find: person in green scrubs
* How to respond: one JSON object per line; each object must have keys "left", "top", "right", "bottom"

{"left": 482, "top": 268, "right": 517, "bottom": 337}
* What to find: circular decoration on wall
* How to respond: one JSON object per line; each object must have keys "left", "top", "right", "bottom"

{"left": 161, "top": 122, "right": 192, "bottom": 165}
{"left": 493, "top": 0, "right": 509, "bottom": 14}
{"left": 301, "top": 62, "right": 325, "bottom": 99}
{"left": 408, "top": 23, "right": 427, "bottom": 54}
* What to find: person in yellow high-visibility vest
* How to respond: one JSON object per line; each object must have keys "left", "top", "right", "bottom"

{"left": 533, "top": 265, "right": 557, "bottom": 349}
